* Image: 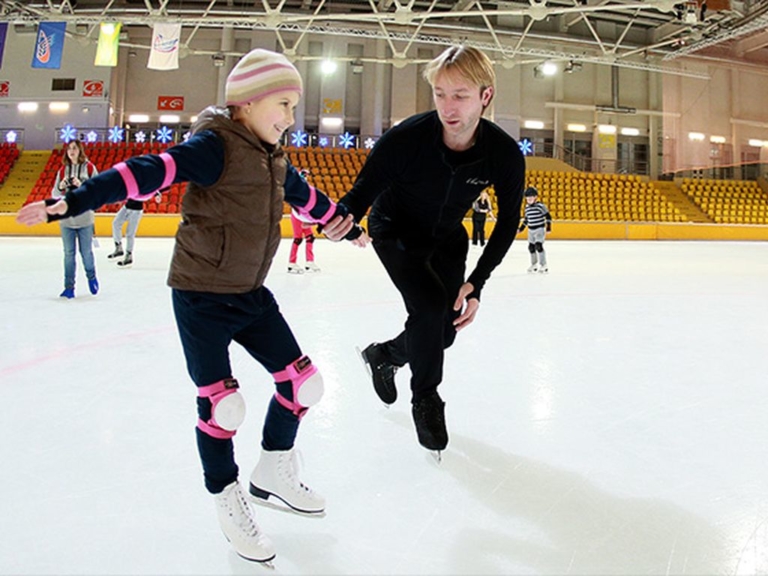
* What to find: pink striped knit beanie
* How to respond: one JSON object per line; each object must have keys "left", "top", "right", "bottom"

{"left": 225, "top": 49, "right": 303, "bottom": 106}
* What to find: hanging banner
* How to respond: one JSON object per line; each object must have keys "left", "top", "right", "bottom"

{"left": 147, "top": 22, "right": 181, "bottom": 70}
{"left": 0, "top": 23, "right": 8, "bottom": 69}
{"left": 94, "top": 22, "right": 121, "bottom": 67}
{"left": 32, "top": 21, "right": 67, "bottom": 69}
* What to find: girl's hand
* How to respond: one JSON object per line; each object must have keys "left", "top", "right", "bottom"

{"left": 16, "top": 199, "right": 68, "bottom": 226}
{"left": 350, "top": 229, "right": 371, "bottom": 248}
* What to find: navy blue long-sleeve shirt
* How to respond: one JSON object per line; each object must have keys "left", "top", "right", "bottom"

{"left": 57, "top": 130, "right": 344, "bottom": 227}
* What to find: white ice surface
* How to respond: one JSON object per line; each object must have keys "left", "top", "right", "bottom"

{"left": 1, "top": 236, "right": 767, "bottom": 575}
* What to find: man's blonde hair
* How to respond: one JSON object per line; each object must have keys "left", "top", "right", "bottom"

{"left": 422, "top": 46, "right": 496, "bottom": 97}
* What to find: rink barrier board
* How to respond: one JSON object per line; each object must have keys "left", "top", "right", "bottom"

{"left": 1, "top": 214, "right": 767, "bottom": 241}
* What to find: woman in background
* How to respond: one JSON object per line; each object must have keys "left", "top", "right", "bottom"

{"left": 52, "top": 140, "right": 99, "bottom": 298}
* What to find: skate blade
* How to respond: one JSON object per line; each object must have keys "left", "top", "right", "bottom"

{"left": 354, "top": 346, "right": 391, "bottom": 409}
{"left": 236, "top": 552, "right": 276, "bottom": 568}
{"left": 249, "top": 490, "right": 326, "bottom": 518}
{"left": 222, "top": 532, "right": 276, "bottom": 567}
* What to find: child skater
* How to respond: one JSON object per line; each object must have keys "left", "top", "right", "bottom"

{"left": 518, "top": 186, "right": 552, "bottom": 273}
{"left": 107, "top": 192, "right": 161, "bottom": 267}
{"left": 16, "top": 48, "right": 364, "bottom": 564}
{"left": 288, "top": 169, "right": 321, "bottom": 273}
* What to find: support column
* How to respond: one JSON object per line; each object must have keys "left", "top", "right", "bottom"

{"left": 731, "top": 67, "right": 742, "bottom": 179}
{"left": 215, "top": 27, "right": 234, "bottom": 107}
{"left": 593, "top": 122, "right": 617, "bottom": 174}
{"left": 318, "top": 37, "right": 347, "bottom": 135}
{"left": 648, "top": 71, "right": 660, "bottom": 179}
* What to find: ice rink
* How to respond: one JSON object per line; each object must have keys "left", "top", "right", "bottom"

{"left": 1, "top": 235, "right": 767, "bottom": 575}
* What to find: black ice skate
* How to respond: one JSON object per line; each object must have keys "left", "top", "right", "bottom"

{"left": 359, "top": 343, "right": 398, "bottom": 405}
{"left": 412, "top": 391, "right": 448, "bottom": 458}
{"left": 117, "top": 251, "right": 133, "bottom": 268}
{"left": 107, "top": 242, "right": 124, "bottom": 259}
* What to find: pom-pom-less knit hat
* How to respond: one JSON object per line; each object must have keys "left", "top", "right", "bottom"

{"left": 225, "top": 49, "right": 303, "bottom": 106}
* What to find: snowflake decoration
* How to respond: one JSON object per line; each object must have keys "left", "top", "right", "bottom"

{"left": 60, "top": 124, "right": 77, "bottom": 143}
{"left": 364, "top": 137, "right": 376, "bottom": 149}
{"left": 134, "top": 131, "right": 147, "bottom": 143}
{"left": 6, "top": 131, "right": 17, "bottom": 144}
{"left": 156, "top": 126, "right": 174, "bottom": 144}
{"left": 318, "top": 137, "right": 329, "bottom": 147}
{"left": 518, "top": 138, "right": 534, "bottom": 156}
{"left": 108, "top": 126, "right": 124, "bottom": 143}
{"left": 86, "top": 131, "right": 99, "bottom": 143}
{"left": 291, "top": 130, "right": 308, "bottom": 147}
{"left": 339, "top": 132, "right": 355, "bottom": 149}
{"left": 182, "top": 131, "right": 191, "bottom": 141}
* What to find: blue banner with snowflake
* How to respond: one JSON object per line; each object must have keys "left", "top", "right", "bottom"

{"left": 32, "top": 22, "right": 66, "bottom": 69}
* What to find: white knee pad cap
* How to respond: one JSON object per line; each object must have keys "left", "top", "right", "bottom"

{"left": 296, "top": 371, "right": 324, "bottom": 408}
{"left": 198, "top": 378, "right": 246, "bottom": 438}
{"left": 272, "top": 356, "right": 324, "bottom": 417}
{"left": 212, "top": 390, "right": 246, "bottom": 431}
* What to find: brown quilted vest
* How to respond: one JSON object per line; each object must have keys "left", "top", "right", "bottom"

{"left": 166, "top": 107, "right": 286, "bottom": 293}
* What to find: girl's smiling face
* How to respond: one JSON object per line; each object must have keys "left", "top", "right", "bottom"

{"left": 239, "top": 90, "right": 301, "bottom": 145}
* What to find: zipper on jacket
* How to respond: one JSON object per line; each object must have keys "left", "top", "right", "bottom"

{"left": 433, "top": 161, "right": 457, "bottom": 237}
{"left": 254, "top": 150, "right": 278, "bottom": 285}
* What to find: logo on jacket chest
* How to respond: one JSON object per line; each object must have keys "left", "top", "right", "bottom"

{"left": 466, "top": 177, "right": 490, "bottom": 187}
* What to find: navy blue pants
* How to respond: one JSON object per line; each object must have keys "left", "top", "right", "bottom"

{"left": 172, "top": 287, "right": 304, "bottom": 494}
{"left": 372, "top": 227, "right": 467, "bottom": 402}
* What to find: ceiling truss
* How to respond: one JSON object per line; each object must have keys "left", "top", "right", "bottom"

{"left": 2, "top": 0, "right": 768, "bottom": 79}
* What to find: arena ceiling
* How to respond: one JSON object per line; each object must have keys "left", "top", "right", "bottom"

{"left": 2, "top": 0, "right": 768, "bottom": 78}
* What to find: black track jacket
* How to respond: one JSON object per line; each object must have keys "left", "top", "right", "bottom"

{"left": 338, "top": 110, "right": 525, "bottom": 300}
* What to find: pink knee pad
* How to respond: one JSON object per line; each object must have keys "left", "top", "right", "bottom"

{"left": 197, "top": 378, "right": 246, "bottom": 439}
{"left": 272, "top": 356, "right": 324, "bottom": 418}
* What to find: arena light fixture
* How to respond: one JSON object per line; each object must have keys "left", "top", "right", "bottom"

{"left": 321, "top": 60, "right": 338, "bottom": 75}
{"left": 533, "top": 61, "right": 558, "bottom": 78}
{"left": 320, "top": 117, "right": 343, "bottom": 129}
{"left": 540, "top": 61, "right": 557, "bottom": 76}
